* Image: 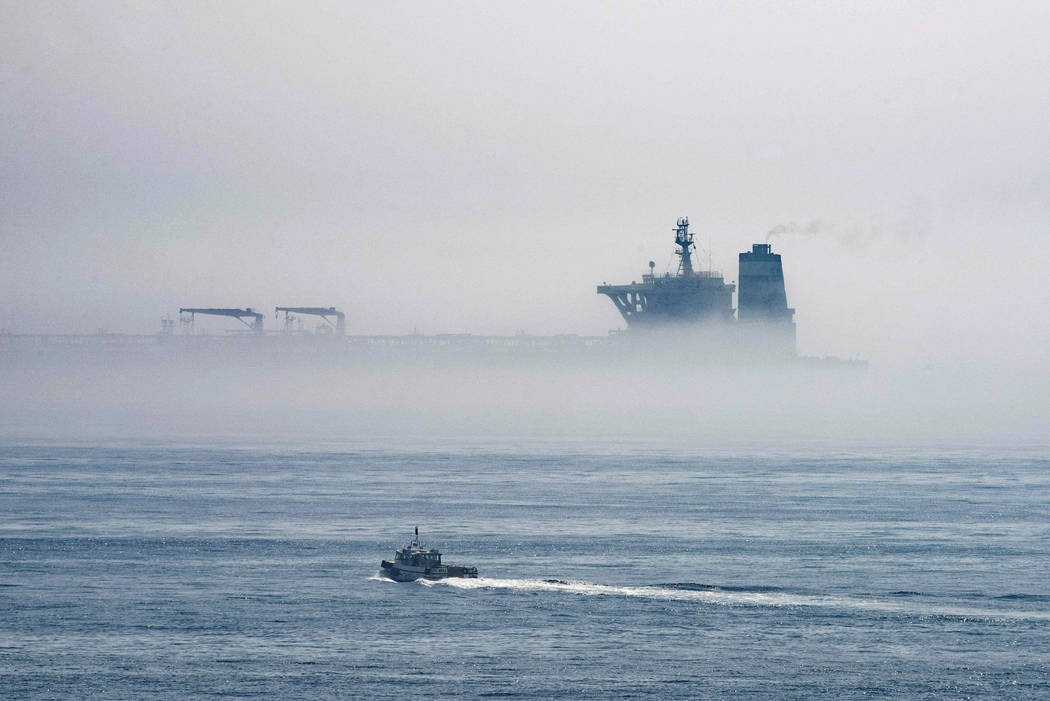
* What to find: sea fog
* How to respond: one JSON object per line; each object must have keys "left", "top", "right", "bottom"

{"left": 1, "top": 342, "right": 1045, "bottom": 449}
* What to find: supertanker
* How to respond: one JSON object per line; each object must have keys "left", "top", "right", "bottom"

{"left": 0, "top": 217, "right": 862, "bottom": 368}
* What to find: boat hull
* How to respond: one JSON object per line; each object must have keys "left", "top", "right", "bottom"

{"left": 380, "top": 559, "right": 478, "bottom": 582}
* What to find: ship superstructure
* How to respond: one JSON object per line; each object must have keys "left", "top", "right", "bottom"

{"left": 597, "top": 218, "right": 797, "bottom": 356}
{"left": 596, "top": 218, "right": 735, "bottom": 327}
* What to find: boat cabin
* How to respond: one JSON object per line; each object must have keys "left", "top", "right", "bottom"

{"left": 395, "top": 547, "right": 442, "bottom": 568}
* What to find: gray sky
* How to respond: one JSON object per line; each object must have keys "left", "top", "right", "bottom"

{"left": 3, "top": 1, "right": 1049, "bottom": 365}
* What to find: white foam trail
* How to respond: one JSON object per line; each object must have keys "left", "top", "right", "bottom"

{"left": 420, "top": 577, "right": 1050, "bottom": 621}
{"left": 369, "top": 571, "right": 396, "bottom": 582}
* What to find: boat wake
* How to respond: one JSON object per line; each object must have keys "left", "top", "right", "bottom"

{"left": 415, "top": 576, "right": 1050, "bottom": 621}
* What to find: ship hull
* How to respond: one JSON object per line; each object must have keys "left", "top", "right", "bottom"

{"left": 380, "top": 559, "right": 478, "bottom": 582}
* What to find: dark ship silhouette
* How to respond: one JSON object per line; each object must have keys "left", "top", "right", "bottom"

{"left": 597, "top": 217, "right": 797, "bottom": 357}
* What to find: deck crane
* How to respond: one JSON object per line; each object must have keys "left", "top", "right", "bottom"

{"left": 274, "top": 307, "right": 346, "bottom": 335}
{"left": 178, "top": 308, "right": 264, "bottom": 333}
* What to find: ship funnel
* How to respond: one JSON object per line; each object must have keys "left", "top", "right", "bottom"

{"left": 738, "top": 242, "right": 796, "bottom": 354}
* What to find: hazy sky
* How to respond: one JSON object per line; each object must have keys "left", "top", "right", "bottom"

{"left": 3, "top": 1, "right": 1048, "bottom": 365}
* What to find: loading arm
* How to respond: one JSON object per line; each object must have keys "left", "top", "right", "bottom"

{"left": 274, "top": 306, "right": 346, "bottom": 335}
{"left": 178, "top": 308, "right": 265, "bottom": 333}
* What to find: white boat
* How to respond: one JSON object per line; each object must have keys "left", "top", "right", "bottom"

{"left": 380, "top": 527, "right": 478, "bottom": 582}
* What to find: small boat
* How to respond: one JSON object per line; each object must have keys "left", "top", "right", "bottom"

{"left": 380, "top": 527, "right": 478, "bottom": 582}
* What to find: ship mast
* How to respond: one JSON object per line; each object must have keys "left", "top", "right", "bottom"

{"left": 674, "top": 217, "right": 695, "bottom": 277}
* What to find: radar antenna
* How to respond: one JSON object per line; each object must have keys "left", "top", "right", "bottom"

{"left": 674, "top": 217, "right": 695, "bottom": 277}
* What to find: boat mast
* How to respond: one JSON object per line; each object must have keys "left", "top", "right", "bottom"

{"left": 674, "top": 217, "right": 695, "bottom": 277}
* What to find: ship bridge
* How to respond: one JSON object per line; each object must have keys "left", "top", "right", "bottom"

{"left": 597, "top": 218, "right": 735, "bottom": 327}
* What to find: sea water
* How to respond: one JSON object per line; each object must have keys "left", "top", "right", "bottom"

{"left": 1, "top": 441, "right": 1048, "bottom": 698}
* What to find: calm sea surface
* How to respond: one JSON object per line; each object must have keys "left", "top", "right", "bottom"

{"left": 2, "top": 441, "right": 1048, "bottom": 698}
